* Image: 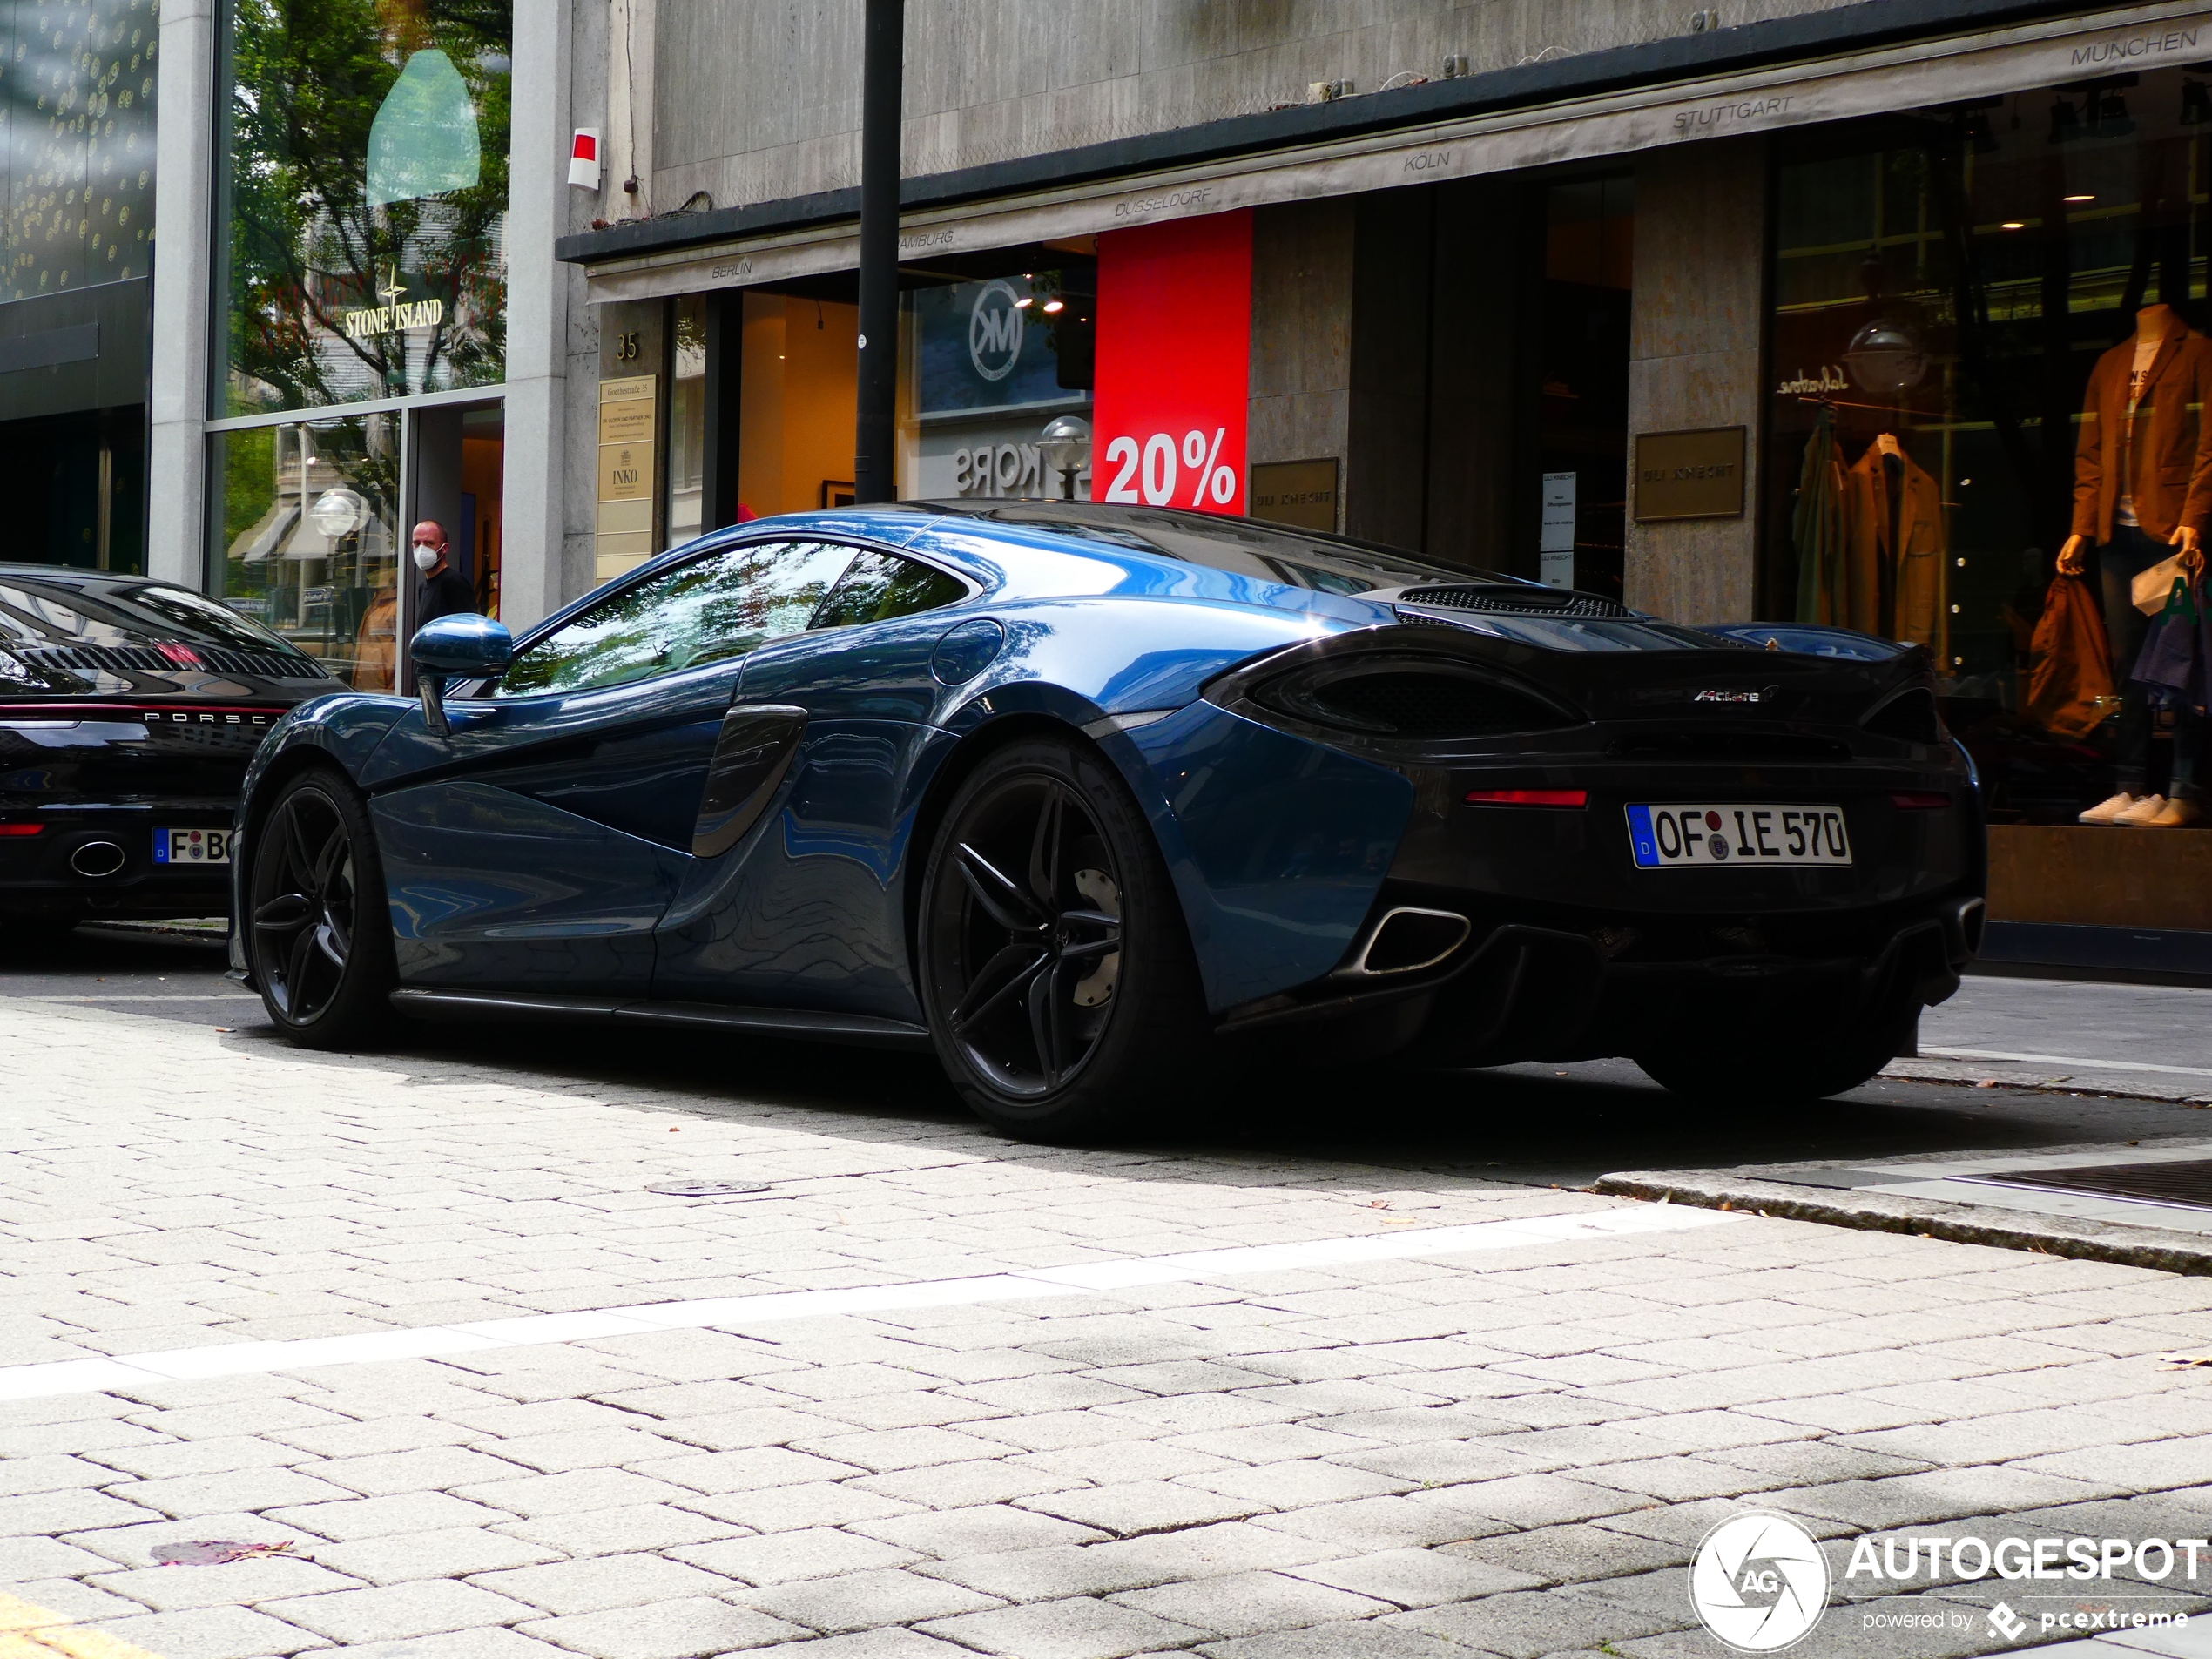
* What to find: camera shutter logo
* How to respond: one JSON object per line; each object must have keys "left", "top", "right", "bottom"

{"left": 1689, "top": 1512, "right": 1831, "bottom": 1652}
{"left": 969, "top": 280, "right": 1025, "bottom": 381}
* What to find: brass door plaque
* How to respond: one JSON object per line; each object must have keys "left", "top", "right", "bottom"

{"left": 1249, "top": 458, "right": 1339, "bottom": 532}
{"left": 597, "top": 374, "right": 659, "bottom": 578}
{"left": 1634, "top": 427, "right": 1746, "bottom": 522}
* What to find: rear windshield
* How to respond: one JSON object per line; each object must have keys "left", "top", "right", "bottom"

{"left": 0, "top": 575, "right": 325, "bottom": 671}
{"left": 909, "top": 501, "right": 1486, "bottom": 596}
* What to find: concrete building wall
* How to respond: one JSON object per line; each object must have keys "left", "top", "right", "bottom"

{"left": 1624, "top": 136, "right": 1766, "bottom": 623}
{"left": 145, "top": 0, "right": 216, "bottom": 588}
{"left": 503, "top": 0, "right": 578, "bottom": 631}
{"left": 1247, "top": 199, "right": 1353, "bottom": 532}
{"left": 642, "top": 0, "right": 1856, "bottom": 217}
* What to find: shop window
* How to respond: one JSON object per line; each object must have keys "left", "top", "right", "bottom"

{"left": 667, "top": 295, "right": 707, "bottom": 546}
{"left": 1768, "top": 79, "right": 2212, "bottom": 815}
{"left": 909, "top": 261, "right": 1095, "bottom": 503}
{"left": 212, "top": 0, "right": 511, "bottom": 416}
{"left": 735, "top": 292, "right": 863, "bottom": 516}
{"left": 206, "top": 415, "right": 401, "bottom": 691}
{"left": 0, "top": 409, "right": 144, "bottom": 572}
{"left": 1534, "top": 177, "right": 1634, "bottom": 599}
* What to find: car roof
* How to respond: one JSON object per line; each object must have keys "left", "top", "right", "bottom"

{"left": 0, "top": 564, "right": 165, "bottom": 585}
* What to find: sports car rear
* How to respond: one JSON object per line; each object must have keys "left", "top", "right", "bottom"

{"left": 1195, "top": 587, "right": 1980, "bottom": 1066}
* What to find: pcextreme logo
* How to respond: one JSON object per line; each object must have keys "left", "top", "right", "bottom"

{"left": 1689, "top": 1512, "right": 1830, "bottom": 1652}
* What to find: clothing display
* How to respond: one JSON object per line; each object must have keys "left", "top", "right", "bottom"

{"left": 2025, "top": 572, "right": 2114, "bottom": 741}
{"left": 2070, "top": 309, "right": 2212, "bottom": 546}
{"left": 1841, "top": 435, "right": 1948, "bottom": 660}
{"left": 2130, "top": 571, "right": 2205, "bottom": 708}
{"left": 2101, "top": 523, "right": 2206, "bottom": 805}
{"left": 1792, "top": 402, "right": 1847, "bottom": 626}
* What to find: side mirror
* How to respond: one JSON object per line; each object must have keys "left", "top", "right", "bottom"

{"left": 409, "top": 615, "right": 513, "bottom": 736}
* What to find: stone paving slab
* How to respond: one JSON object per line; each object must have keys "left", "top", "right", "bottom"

{"left": 6, "top": 1000, "right": 2212, "bottom": 1656}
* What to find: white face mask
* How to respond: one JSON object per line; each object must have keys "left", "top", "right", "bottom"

{"left": 412, "top": 546, "right": 440, "bottom": 572}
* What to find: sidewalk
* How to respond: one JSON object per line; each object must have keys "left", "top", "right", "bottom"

{"left": 3, "top": 995, "right": 2212, "bottom": 1657}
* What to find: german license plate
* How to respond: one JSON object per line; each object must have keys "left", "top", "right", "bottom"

{"left": 1627, "top": 804, "right": 1851, "bottom": 868}
{"left": 153, "top": 827, "right": 232, "bottom": 866}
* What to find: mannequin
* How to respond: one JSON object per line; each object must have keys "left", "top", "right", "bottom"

{"left": 2060, "top": 302, "right": 2212, "bottom": 827}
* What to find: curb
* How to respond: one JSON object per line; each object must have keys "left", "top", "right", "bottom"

{"left": 1594, "top": 1170, "right": 2212, "bottom": 1278}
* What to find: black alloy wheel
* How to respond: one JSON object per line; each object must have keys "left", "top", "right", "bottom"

{"left": 919, "top": 738, "right": 1205, "bottom": 1139}
{"left": 247, "top": 771, "right": 395, "bottom": 1047}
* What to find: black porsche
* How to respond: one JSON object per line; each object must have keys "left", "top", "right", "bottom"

{"left": 0, "top": 564, "right": 338, "bottom": 935}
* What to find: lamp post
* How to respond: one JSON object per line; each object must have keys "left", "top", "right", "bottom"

{"left": 853, "top": 0, "right": 903, "bottom": 504}
{"left": 1038, "top": 415, "right": 1091, "bottom": 502}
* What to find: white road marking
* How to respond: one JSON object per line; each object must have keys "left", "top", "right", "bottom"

{"left": 0, "top": 1205, "right": 1739, "bottom": 1403}
{"left": 1919, "top": 1046, "right": 2212, "bottom": 1080}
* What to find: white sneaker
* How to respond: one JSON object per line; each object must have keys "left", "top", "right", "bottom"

{"left": 2079, "top": 792, "right": 2138, "bottom": 824}
{"left": 2114, "top": 793, "right": 2170, "bottom": 826}
{"left": 2133, "top": 797, "right": 2203, "bottom": 828}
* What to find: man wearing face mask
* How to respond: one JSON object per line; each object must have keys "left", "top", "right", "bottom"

{"left": 411, "top": 520, "right": 476, "bottom": 624}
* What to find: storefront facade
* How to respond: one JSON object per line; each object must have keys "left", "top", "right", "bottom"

{"left": 116, "top": 0, "right": 2212, "bottom": 973}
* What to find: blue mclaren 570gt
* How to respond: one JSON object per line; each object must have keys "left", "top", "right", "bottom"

{"left": 231, "top": 502, "right": 1982, "bottom": 1138}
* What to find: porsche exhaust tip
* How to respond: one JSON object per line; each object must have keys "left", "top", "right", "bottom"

{"left": 70, "top": 840, "right": 126, "bottom": 878}
{"left": 1341, "top": 907, "right": 1471, "bottom": 977}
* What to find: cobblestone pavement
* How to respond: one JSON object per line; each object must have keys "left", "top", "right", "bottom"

{"left": 5, "top": 982, "right": 2212, "bottom": 1659}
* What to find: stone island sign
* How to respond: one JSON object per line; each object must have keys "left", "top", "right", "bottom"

{"left": 344, "top": 269, "right": 445, "bottom": 341}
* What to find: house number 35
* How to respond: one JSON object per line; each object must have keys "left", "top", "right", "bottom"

{"left": 614, "top": 331, "right": 641, "bottom": 361}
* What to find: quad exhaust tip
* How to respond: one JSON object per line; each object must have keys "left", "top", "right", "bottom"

{"left": 70, "top": 840, "right": 125, "bottom": 878}
{"left": 1340, "top": 907, "right": 1471, "bottom": 978}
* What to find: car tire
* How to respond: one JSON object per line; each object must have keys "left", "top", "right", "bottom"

{"left": 245, "top": 768, "right": 395, "bottom": 1049}
{"left": 917, "top": 735, "right": 1208, "bottom": 1142}
{"left": 1632, "top": 995, "right": 1917, "bottom": 1106}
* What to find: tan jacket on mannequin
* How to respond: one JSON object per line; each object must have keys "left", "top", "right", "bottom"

{"left": 2071, "top": 311, "right": 2212, "bottom": 545}
{"left": 1843, "top": 438, "right": 1948, "bottom": 663}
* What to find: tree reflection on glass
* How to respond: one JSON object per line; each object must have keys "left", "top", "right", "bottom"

{"left": 218, "top": 0, "right": 512, "bottom": 415}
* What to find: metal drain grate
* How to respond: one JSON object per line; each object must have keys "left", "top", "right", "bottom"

{"left": 646, "top": 1178, "right": 771, "bottom": 1197}
{"left": 1973, "top": 1159, "right": 2212, "bottom": 1211}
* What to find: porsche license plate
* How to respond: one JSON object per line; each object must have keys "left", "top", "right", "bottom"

{"left": 1627, "top": 804, "right": 1851, "bottom": 868}
{"left": 153, "top": 827, "right": 231, "bottom": 866}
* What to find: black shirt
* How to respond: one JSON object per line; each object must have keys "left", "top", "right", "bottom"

{"left": 416, "top": 563, "right": 477, "bottom": 624}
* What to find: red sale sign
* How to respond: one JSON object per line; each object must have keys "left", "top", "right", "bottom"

{"left": 1092, "top": 210, "right": 1252, "bottom": 516}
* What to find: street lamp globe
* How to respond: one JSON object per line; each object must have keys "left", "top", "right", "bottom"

{"left": 1038, "top": 415, "right": 1091, "bottom": 500}
{"left": 307, "top": 488, "right": 368, "bottom": 542}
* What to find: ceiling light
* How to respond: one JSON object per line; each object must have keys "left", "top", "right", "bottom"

{"left": 1015, "top": 296, "right": 1033, "bottom": 307}
{"left": 1042, "top": 299, "right": 1064, "bottom": 314}
{"left": 2000, "top": 220, "right": 2027, "bottom": 230}
{"left": 2064, "top": 192, "right": 2094, "bottom": 203}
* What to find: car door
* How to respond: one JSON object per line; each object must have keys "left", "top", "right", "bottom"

{"left": 362, "top": 537, "right": 860, "bottom": 991}
{"left": 652, "top": 547, "right": 973, "bottom": 1018}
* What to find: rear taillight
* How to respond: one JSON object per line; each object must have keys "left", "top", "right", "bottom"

{"left": 1891, "top": 792, "right": 1950, "bottom": 810}
{"left": 0, "top": 823, "right": 44, "bottom": 836}
{"left": 1466, "top": 788, "right": 1588, "bottom": 807}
